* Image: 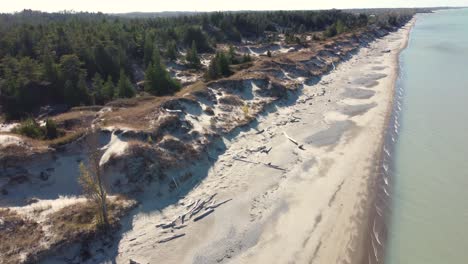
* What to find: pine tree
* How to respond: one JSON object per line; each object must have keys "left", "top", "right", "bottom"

{"left": 92, "top": 73, "right": 104, "bottom": 104}
{"left": 76, "top": 74, "right": 90, "bottom": 105}
{"left": 205, "top": 51, "right": 232, "bottom": 80}
{"left": 242, "top": 53, "right": 252, "bottom": 63}
{"left": 145, "top": 48, "right": 180, "bottom": 96}
{"left": 143, "top": 34, "right": 154, "bottom": 67}
{"left": 116, "top": 69, "right": 135, "bottom": 98}
{"left": 144, "top": 63, "right": 156, "bottom": 93}
{"left": 228, "top": 45, "right": 238, "bottom": 64}
{"left": 102, "top": 76, "right": 115, "bottom": 102}
{"left": 186, "top": 40, "right": 200, "bottom": 69}
{"left": 166, "top": 41, "right": 178, "bottom": 61}
{"left": 218, "top": 52, "right": 230, "bottom": 76}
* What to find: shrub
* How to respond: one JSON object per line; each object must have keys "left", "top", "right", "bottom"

{"left": 242, "top": 104, "right": 250, "bottom": 118}
{"left": 45, "top": 119, "right": 58, "bottom": 139}
{"left": 13, "top": 118, "right": 62, "bottom": 140}
{"left": 13, "top": 118, "right": 43, "bottom": 139}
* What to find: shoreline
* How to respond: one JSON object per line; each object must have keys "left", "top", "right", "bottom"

{"left": 106, "top": 22, "right": 418, "bottom": 264}
{"left": 25, "top": 20, "right": 417, "bottom": 264}
{"left": 360, "top": 18, "right": 417, "bottom": 264}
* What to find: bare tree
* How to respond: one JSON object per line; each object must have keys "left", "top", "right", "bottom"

{"left": 78, "top": 131, "right": 109, "bottom": 227}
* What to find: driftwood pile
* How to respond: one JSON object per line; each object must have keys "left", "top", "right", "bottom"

{"left": 155, "top": 193, "right": 232, "bottom": 243}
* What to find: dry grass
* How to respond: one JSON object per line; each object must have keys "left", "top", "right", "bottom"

{"left": 218, "top": 94, "right": 244, "bottom": 106}
{"left": 48, "top": 196, "right": 136, "bottom": 241}
{"left": 0, "top": 209, "right": 44, "bottom": 264}
{"left": 0, "top": 196, "right": 136, "bottom": 264}
{"left": 101, "top": 97, "right": 167, "bottom": 130}
{"left": 53, "top": 110, "right": 96, "bottom": 124}
{"left": 105, "top": 95, "right": 156, "bottom": 108}
{"left": 176, "top": 80, "right": 207, "bottom": 97}
{"left": 46, "top": 129, "right": 86, "bottom": 148}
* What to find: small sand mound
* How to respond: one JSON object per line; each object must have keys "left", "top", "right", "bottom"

{"left": 0, "top": 135, "right": 23, "bottom": 147}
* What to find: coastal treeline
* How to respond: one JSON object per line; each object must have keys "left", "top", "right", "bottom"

{"left": 0, "top": 9, "right": 413, "bottom": 119}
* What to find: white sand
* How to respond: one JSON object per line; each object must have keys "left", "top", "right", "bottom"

{"left": 0, "top": 122, "right": 19, "bottom": 132}
{"left": 100, "top": 132, "right": 129, "bottom": 166}
{"left": 0, "top": 134, "right": 23, "bottom": 147}
{"left": 102, "top": 21, "right": 415, "bottom": 264}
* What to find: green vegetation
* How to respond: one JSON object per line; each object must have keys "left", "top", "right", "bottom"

{"left": 0, "top": 9, "right": 414, "bottom": 120}
{"left": 13, "top": 118, "right": 61, "bottom": 139}
{"left": 144, "top": 49, "right": 181, "bottom": 96}
{"left": 206, "top": 52, "right": 232, "bottom": 80}
{"left": 186, "top": 41, "right": 201, "bottom": 68}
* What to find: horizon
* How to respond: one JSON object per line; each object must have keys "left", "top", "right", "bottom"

{"left": 2, "top": 0, "right": 468, "bottom": 14}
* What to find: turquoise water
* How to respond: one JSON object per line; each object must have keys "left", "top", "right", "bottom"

{"left": 385, "top": 9, "right": 468, "bottom": 264}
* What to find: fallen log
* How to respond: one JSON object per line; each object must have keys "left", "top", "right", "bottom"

{"left": 265, "top": 162, "right": 287, "bottom": 171}
{"left": 283, "top": 132, "right": 305, "bottom": 150}
{"left": 156, "top": 221, "right": 175, "bottom": 229}
{"left": 193, "top": 209, "right": 215, "bottom": 222}
{"left": 255, "top": 129, "right": 265, "bottom": 134}
{"left": 190, "top": 201, "right": 206, "bottom": 218}
{"left": 158, "top": 233, "right": 186, "bottom": 243}
{"left": 261, "top": 147, "right": 272, "bottom": 154}
{"left": 233, "top": 157, "right": 259, "bottom": 165}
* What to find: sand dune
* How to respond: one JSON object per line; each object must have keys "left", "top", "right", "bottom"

{"left": 38, "top": 20, "right": 415, "bottom": 264}
{"left": 88, "top": 21, "right": 414, "bottom": 264}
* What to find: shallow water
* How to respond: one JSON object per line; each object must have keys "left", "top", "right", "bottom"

{"left": 385, "top": 9, "right": 468, "bottom": 264}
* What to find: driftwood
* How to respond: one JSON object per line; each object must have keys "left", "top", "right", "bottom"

{"left": 205, "top": 193, "right": 218, "bottom": 204}
{"left": 233, "top": 157, "right": 259, "bottom": 165}
{"left": 171, "top": 176, "right": 179, "bottom": 189}
{"left": 193, "top": 209, "right": 215, "bottom": 222}
{"left": 255, "top": 129, "right": 265, "bottom": 134}
{"left": 158, "top": 233, "right": 186, "bottom": 243}
{"left": 234, "top": 156, "right": 285, "bottom": 171}
{"left": 165, "top": 108, "right": 183, "bottom": 113}
{"left": 156, "top": 222, "right": 175, "bottom": 229}
{"left": 283, "top": 132, "right": 305, "bottom": 150}
{"left": 206, "top": 199, "right": 232, "bottom": 210}
{"left": 188, "top": 193, "right": 216, "bottom": 218}
{"left": 185, "top": 200, "right": 196, "bottom": 209}
{"left": 265, "top": 162, "right": 286, "bottom": 171}
{"left": 181, "top": 214, "right": 186, "bottom": 224}
{"left": 261, "top": 147, "right": 272, "bottom": 154}
{"left": 190, "top": 201, "right": 206, "bottom": 218}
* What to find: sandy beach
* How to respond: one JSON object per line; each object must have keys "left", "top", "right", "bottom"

{"left": 37, "top": 21, "right": 415, "bottom": 264}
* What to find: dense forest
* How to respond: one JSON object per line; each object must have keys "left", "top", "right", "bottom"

{"left": 0, "top": 9, "right": 413, "bottom": 120}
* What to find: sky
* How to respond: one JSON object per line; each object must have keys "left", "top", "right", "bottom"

{"left": 1, "top": 0, "right": 467, "bottom": 13}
